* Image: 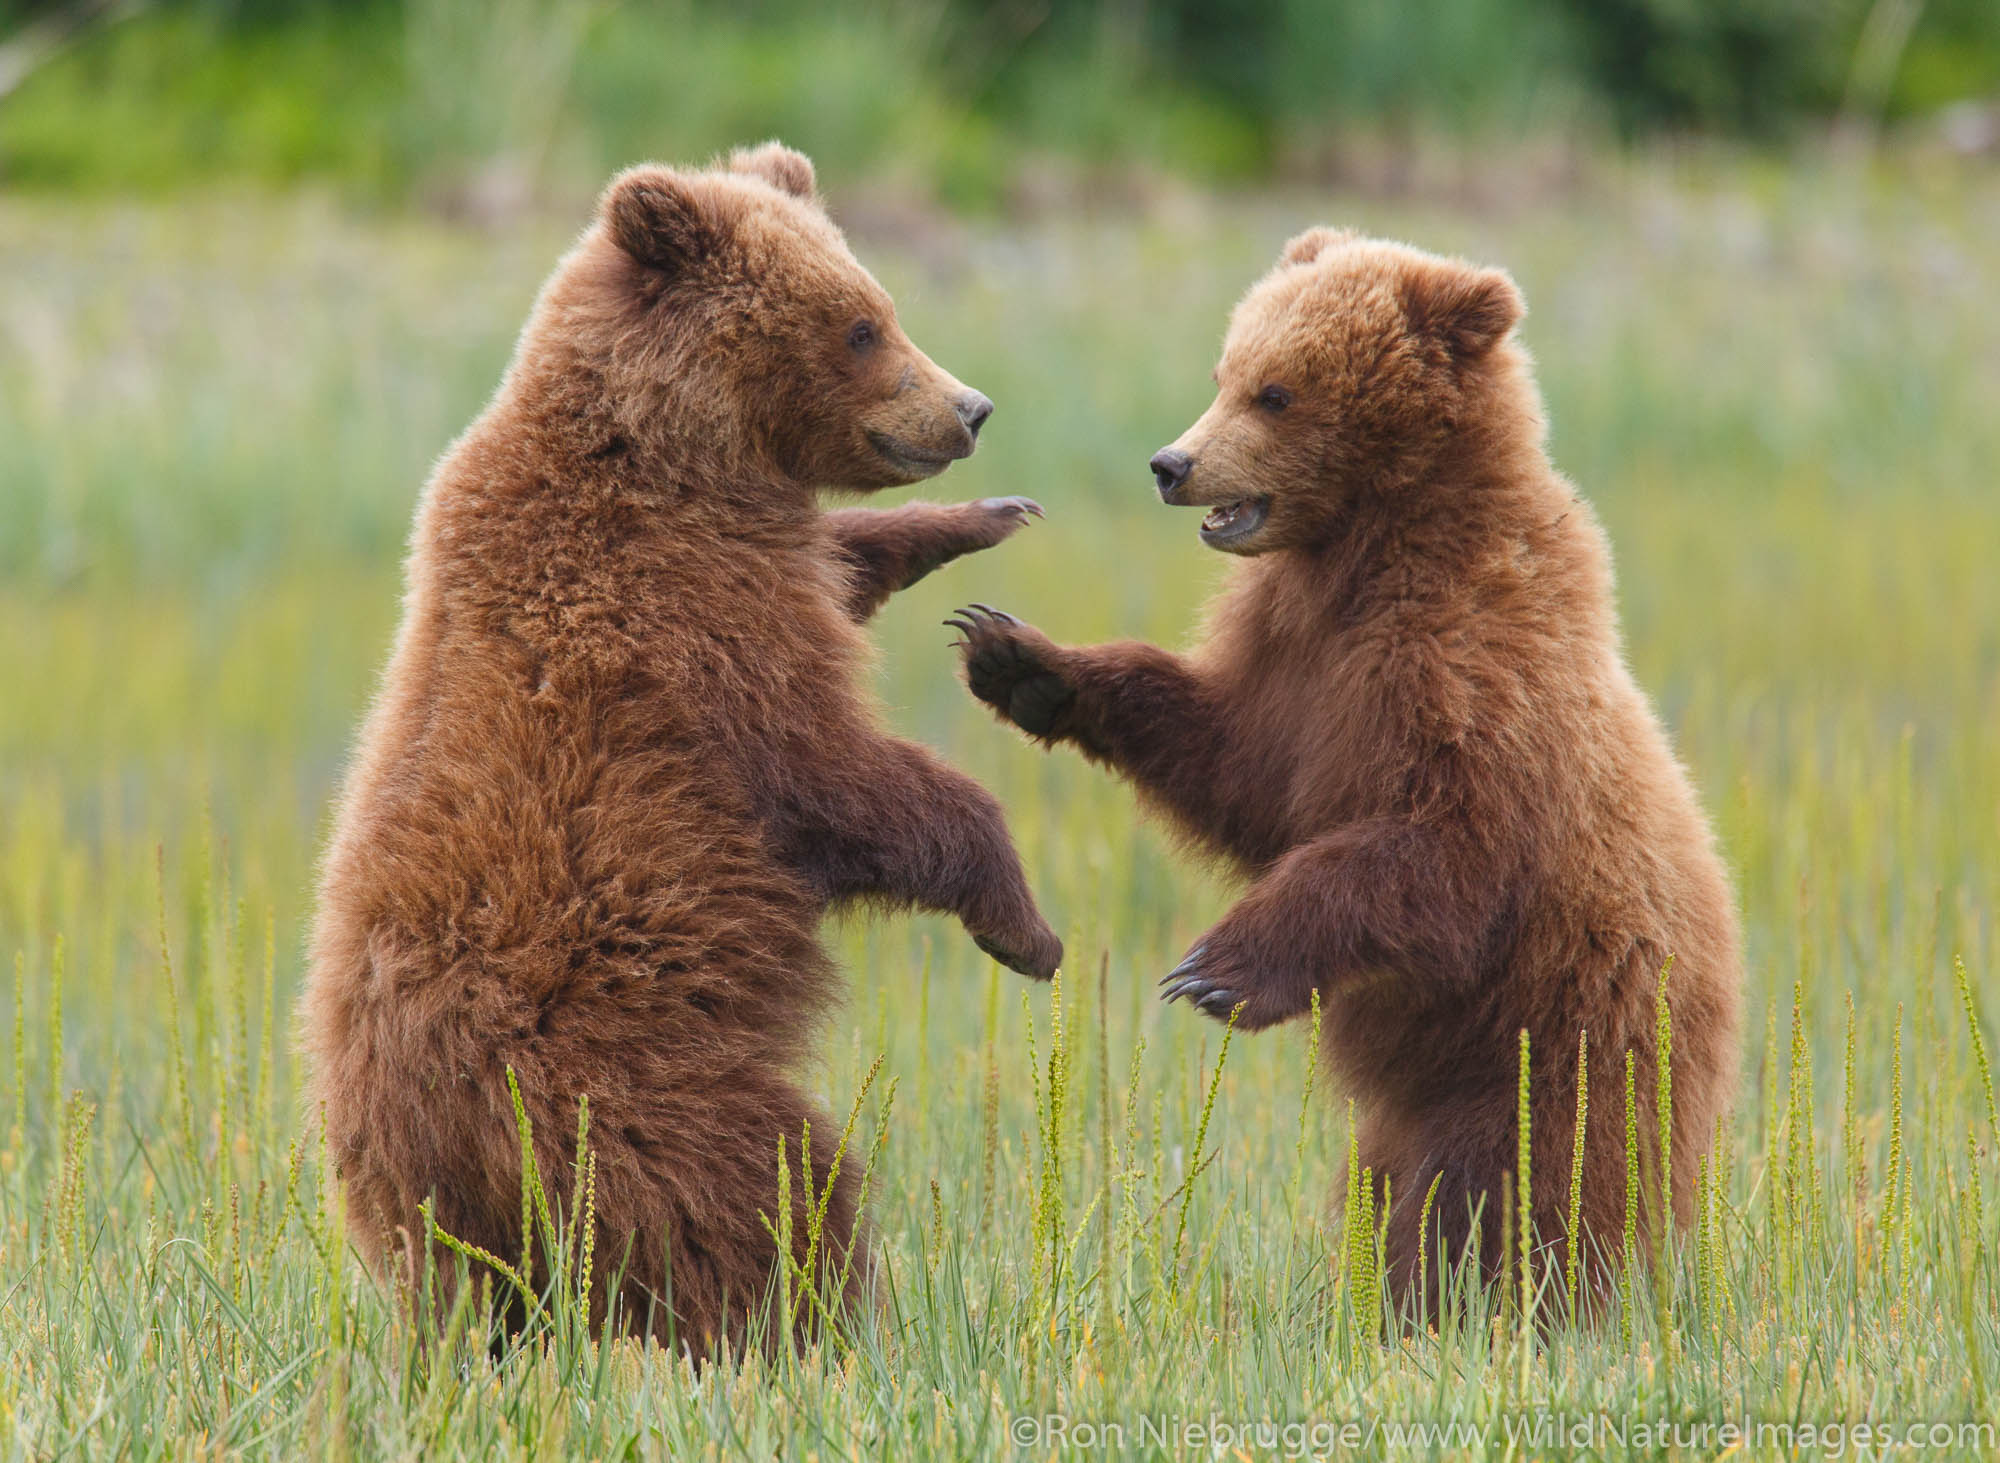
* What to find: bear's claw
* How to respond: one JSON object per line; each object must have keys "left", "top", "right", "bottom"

{"left": 1159, "top": 943, "right": 1208, "bottom": 990}
{"left": 1160, "top": 943, "right": 1248, "bottom": 1022}
{"left": 974, "top": 496, "right": 1044, "bottom": 529}
{"left": 949, "top": 605, "right": 1075, "bottom": 739}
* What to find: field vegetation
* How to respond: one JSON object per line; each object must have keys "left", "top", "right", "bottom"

{"left": 3, "top": 23, "right": 2000, "bottom": 1454}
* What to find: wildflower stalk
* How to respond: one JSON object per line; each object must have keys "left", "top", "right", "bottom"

{"left": 1517, "top": 1028, "right": 1533, "bottom": 1388}
{"left": 1654, "top": 958, "right": 1675, "bottom": 1349}
{"left": 1169, "top": 1001, "right": 1238, "bottom": 1298}
{"left": 1952, "top": 956, "right": 1998, "bottom": 1146}
{"left": 1620, "top": 1049, "right": 1638, "bottom": 1349}
{"left": 1566, "top": 1026, "right": 1589, "bottom": 1325}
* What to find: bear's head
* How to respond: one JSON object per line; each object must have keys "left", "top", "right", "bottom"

{"left": 1148, "top": 227, "right": 1525, "bottom": 556}
{"left": 542, "top": 143, "right": 991, "bottom": 491}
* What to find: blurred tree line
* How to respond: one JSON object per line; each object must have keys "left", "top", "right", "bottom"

{"left": 1, "top": 0, "right": 1995, "bottom": 199}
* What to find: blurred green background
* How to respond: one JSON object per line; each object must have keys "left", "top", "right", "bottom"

{"left": 3, "top": 0, "right": 1999, "bottom": 207}
{"left": 4, "top": 3, "right": 2000, "bottom": 1453}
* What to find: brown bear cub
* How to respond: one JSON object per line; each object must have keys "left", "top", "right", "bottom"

{"left": 303, "top": 143, "right": 1062, "bottom": 1360}
{"left": 952, "top": 228, "right": 1740, "bottom": 1312}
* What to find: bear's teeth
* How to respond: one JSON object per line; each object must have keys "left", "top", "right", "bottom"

{"left": 1204, "top": 503, "right": 1243, "bottom": 531}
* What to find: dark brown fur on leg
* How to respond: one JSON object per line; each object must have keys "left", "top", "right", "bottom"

{"left": 952, "top": 611, "right": 1283, "bottom": 864}
{"left": 953, "top": 231, "right": 1740, "bottom": 1318}
{"left": 827, "top": 497, "right": 1042, "bottom": 621}
{"left": 765, "top": 727, "right": 1062, "bottom": 979}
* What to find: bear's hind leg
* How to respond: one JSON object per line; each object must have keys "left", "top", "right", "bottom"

{"left": 595, "top": 1078, "right": 874, "bottom": 1362}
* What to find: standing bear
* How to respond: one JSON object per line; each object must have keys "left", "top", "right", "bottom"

{"left": 952, "top": 228, "right": 1740, "bottom": 1311}
{"left": 303, "top": 143, "right": 1062, "bottom": 1359}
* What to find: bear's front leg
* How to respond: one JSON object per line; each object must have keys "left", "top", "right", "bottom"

{"left": 780, "top": 733, "right": 1062, "bottom": 979}
{"left": 949, "top": 605, "right": 1228, "bottom": 770}
{"left": 1160, "top": 819, "right": 1498, "bottom": 1030}
{"left": 948, "top": 606, "right": 1265, "bottom": 857}
{"left": 825, "top": 498, "right": 1042, "bottom": 622}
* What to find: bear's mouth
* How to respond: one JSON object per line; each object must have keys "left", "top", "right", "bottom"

{"left": 1197, "top": 497, "right": 1270, "bottom": 550}
{"left": 868, "top": 431, "right": 966, "bottom": 480}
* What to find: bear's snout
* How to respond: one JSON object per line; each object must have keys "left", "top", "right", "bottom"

{"left": 956, "top": 389, "right": 994, "bottom": 441}
{"left": 1150, "top": 447, "right": 1193, "bottom": 501}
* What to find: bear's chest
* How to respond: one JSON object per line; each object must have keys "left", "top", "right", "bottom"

{"left": 1228, "top": 640, "right": 1394, "bottom": 835}
{"left": 623, "top": 555, "right": 866, "bottom": 752}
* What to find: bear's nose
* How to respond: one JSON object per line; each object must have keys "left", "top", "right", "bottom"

{"left": 1150, "top": 448, "right": 1193, "bottom": 501}
{"left": 956, "top": 390, "right": 994, "bottom": 440}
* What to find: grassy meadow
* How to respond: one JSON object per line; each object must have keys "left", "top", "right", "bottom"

{"left": 4, "top": 151, "right": 2000, "bottom": 1456}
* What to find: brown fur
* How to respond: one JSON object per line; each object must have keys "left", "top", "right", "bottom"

{"left": 952, "top": 231, "right": 1741, "bottom": 1313}
{"left": 302, "top": 144, "right": 1061, "bottom": 1360}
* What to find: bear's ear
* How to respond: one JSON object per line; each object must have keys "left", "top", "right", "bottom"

{"left": 603, "top": 167, "right": 720, "bottom": 275}
{"left": 1280, "top": 226, "right": 1355, "bottom": 268}
{"left": 728, "top": 141, "right": 817, "bottom": 201}
{"left": 1400, "top": 262, "right": 1523, "bottom": 360}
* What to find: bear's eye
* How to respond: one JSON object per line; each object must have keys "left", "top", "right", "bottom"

{"left": 847, "top": 320, "right": 877, "bottom": 353}
{"left": 1257, "top": 384, "right": 1293, "bottom": 413}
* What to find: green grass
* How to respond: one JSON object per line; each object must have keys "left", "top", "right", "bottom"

{"left": 4, "top": 152, "right": 2000, "bottom": 1456}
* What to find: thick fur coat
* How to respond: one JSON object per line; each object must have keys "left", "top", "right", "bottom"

{"left": 953, "top": 228, "right": 1741, "bottom": 1309}
{"left": 303, "top": 144, "right": 1060, "bottom": 1359}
